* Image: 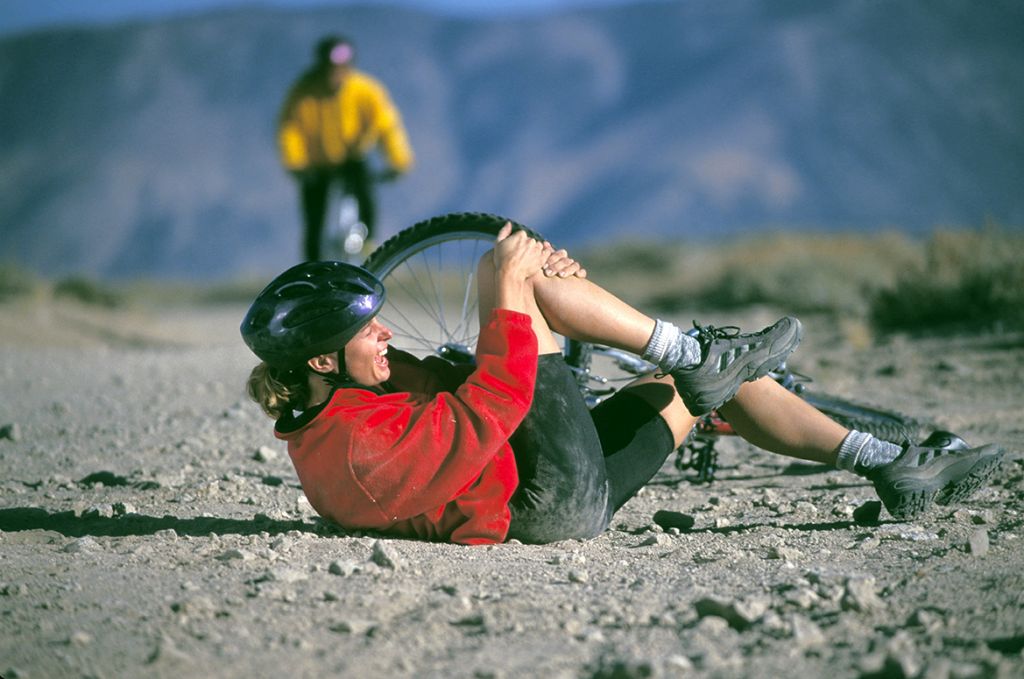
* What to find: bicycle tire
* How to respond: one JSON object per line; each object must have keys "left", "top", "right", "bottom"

{"left": 799, "top": 390, "right": 927, "bottom": 444}
{"left": 362, "top": 212, "right": 557, "bottom": 362}
{"left": 324, "top": 192, "right": 367, "bottom": 263}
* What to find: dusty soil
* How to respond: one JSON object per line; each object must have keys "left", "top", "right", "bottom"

{"left": 1, "top": 294, "right": 1022, "bottom": 679}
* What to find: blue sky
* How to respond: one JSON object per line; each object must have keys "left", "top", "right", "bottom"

{"left": 0, "top": 0, "right": 647, "bottom": 35}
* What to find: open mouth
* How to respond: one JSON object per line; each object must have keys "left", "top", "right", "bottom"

{"left": 375, "top": 346, "right": 389, "bottom": 368}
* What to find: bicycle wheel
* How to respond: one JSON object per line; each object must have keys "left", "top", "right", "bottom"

{"left": 362, "top": 212, "right": 542, "bottom": 363}
{"left": 799, "top": 390, "right": 928, "bottom": 444}
{"left": 325, "top": 192, "right": 368, "bottom": 264}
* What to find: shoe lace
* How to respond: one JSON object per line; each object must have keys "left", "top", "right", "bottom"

{"left": 692, "top": 322, "right": 741, "bottom": 344}
{"left": 654, "top": 322, "right": 745, "bottom": 379}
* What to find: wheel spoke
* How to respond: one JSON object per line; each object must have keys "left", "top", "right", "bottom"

{"left": 372, "top": 234, "right": 492, "bottom": 357}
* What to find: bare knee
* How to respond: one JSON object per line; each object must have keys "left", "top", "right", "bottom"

{"left": 621, "top": 376, "right": 698, "bottom": 447}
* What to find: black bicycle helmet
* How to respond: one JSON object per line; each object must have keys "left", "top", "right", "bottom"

{"left": 241, "top": 261, "right": 385, "bottom": 368}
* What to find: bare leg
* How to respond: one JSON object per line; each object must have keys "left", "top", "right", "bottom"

{"left": 719, "top": 377, "right": 848, "bottom": 465}
{"left": 478, "top": 252, "right": 657, "bottom": 355}
{"left": 478, "top": 253, "right": 697, "bottom": 442}
{"left": 478, "top": 252, "right": 849, "bottom": 463}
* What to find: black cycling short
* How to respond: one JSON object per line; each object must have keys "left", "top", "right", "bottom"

{"left": 506, "top": 354, "right": 675, "bottom": 544}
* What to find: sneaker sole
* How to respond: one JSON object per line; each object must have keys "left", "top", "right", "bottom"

{"left": 681, "top": 318, "right": 803, "bottom": 415}
{"left": 876, "top": 444, "right": 1004, "bottom": 521}
{"left": 935, "top": 446, "right": 1004, "bottom": 506}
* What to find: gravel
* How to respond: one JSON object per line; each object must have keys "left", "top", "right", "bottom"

{"left": 1, "top": 299, "right": 1022, "bottom": 678}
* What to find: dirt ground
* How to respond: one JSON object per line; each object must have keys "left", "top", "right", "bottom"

{"left": 1, "top": 294, "right": 1022, "bottom": 679}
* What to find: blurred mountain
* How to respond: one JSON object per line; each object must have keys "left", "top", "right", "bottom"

{"left": 1, "top": 0, "right": 1022, "bottom": 279}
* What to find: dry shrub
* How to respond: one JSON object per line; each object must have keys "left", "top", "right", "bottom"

{"left": 688, "top": 231, "right": 918, "bottom": 314}
{"left": 583, "top": 230, "right": 919, "bottom": 316}
{"left": 53, "top": 276, "right": 124, "bottom": 308}
{"left": 0, "top": 262, "right": 40, "bottom": 300}
{"left": 870, "top": 226, "right": 1024, "bottom": 333}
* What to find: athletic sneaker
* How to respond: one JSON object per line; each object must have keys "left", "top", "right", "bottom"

{"left": 670, "top": 316, "right": 802, "bottom": 416}
{"left": 869, "top": 437, "right": 1004, "bottom": 521}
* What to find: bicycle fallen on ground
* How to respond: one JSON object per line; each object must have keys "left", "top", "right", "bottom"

{"left": 361, "top": 212, "right": 927, "bottom": 484}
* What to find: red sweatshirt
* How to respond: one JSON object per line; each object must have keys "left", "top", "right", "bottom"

{"left": 274, "top": 309, "right": 537, "bottom": 545}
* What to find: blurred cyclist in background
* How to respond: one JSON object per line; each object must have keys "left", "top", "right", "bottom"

{"left": 277, "top": 34, "right": 414, "bottom": 260}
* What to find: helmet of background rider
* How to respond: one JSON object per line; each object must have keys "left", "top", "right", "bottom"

{"left": 315, "top": 35, "right": 356, "bottom": 69}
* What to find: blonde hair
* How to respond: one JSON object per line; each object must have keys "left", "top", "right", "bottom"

{"left": 246, "top": 362, "right": 311, "bottom": 420}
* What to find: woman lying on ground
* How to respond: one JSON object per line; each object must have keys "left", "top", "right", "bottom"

{"left": 241, "top": 223, "right": 1004, "bottom": 545}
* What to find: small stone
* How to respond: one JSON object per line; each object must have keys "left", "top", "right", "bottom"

{"left": 841, "top": 576, "right": 885, "bottom": 612}
{"left": 664, "top": 654, "right": 694, "bottom": 672}
{"left": 967, "top": 528, "right": 989, "bottom": 556}
{"left": 783, "top": 587, "right": 819, "bottom": 610}
{"left": 295, "top": 495, "right": 315, "bottom": 515}
{"left": 62, "top": 537, "right": 101, "bottom": 553}
{"left": 253, "top": 446, "right": 279, "bottom": 463}
{"left": 790, "top": 615, "right": 825, "bottom": 647}
{"left": 329, "top": 619, "right": 376, "bottom": 635}
{"left": 0, "top": 423, "right": 21, "bottom": 441}
{"left": 1, "top": 583, "right": 28, "bottom": 596}
{"left": 371, "top": 540, "right": 401, "bottom": 570}
{"left": 794, "top": 501, "right": 818, "bottom": 514}
{"left": 147, "top": 634, "right": 191, "bottom": 666}
{"left": 971, "top": 510, "right": 995, "bottom": 525}
{"left": 568, "top": 569, "right": 589, "bottom": 584}
{"left": 328, "top": 560, "right": 359, "bottom": 576}
{"left": 113, "top": 501, "right": 137, "bottom": 516}
{"left": 766, "top": 545, "right": 802, "bottom": 561}
{"left": 68, "top": 630, "right": 92, "bottom": 646}
{"left": 857, "top": 536, "right": 881, "bottom": 551}
{"left": 83, "top": 504, "right": 114, "bottom": 519}
{"left": 652, "top": 510, "right": 695, "bottom": 531}
{"left": 857, "top": 652, "right": 888, "bottom": 676}
{"left": 884, "top": 632, "right": 922, "bottom": 678}
{"left": 853, "top": 501, "right": 882, "bottom": 525}
{"left": 216, "top": 548, "right": 254, "bottom": 562}
{"left": 693, "top": 595, "right": 769, "bottom": 631}
{"left": 637, "top": 533, "right": 671, "bottom": 547}
{"left": 907, "top": 608, "right": 944, "bottom": 634}
{"left": 170, "top": 596, "right": 217, "bottom": 619}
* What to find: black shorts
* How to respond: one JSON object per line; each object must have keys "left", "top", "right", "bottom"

{"left": 506, "top": 354, "right": 675, "bottom": 544}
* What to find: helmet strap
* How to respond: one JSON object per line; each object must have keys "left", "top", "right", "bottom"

{"left": 319, "top": 347, "right": 360, "bottom": 389}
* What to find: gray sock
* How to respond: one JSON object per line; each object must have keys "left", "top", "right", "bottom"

{"left": 642, "top": 319, "right": 702, "bottom": 372}
{"left": 835, "top": 430, "right": 902, "bottom": 476}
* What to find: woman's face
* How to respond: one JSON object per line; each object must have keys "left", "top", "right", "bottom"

{"left": 343, "top": 317, "right": 393, "bottom": 386}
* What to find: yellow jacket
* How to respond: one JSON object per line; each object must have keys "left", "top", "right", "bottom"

{"left": 277, "top": 68, "right": 414, "bottom": 172}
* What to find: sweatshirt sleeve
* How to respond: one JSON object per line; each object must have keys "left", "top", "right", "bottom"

{"left": 345, "top": 309, "right": 535, "bottom": 521}
{"left": 276, "top": 78, "right": 311, "bottom": 170}
{"left": 365, "top": 78, "right": 414, "bottom": 172}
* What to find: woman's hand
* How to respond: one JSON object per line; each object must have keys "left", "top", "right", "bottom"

{"left": 541, "top": 242, "right": 587, "bottom": 279}
{"left": 493, "top": 222, "right": 548, "bottom": 281}
{"left": 491, "top": 222, "right": 548, "bottom": 314}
